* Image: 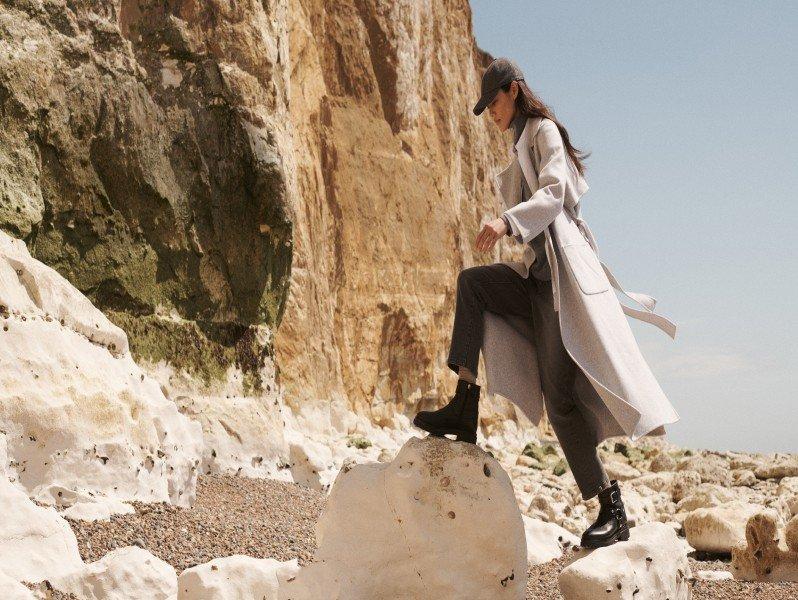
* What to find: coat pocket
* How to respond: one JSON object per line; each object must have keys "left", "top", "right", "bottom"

{"left": 561, "top": 242, "right": 610, "bottom": 295}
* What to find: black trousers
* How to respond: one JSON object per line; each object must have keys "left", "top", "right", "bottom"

{"left": 446, "top": 263, "right": 610, "bottom": 501}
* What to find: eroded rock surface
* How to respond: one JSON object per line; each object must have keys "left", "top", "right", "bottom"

{"left": 0, "top": 467, "right": 83, "bottom": 583}
{"left": 0, "top": 230, "right": 203, "bottom": 507}
{"left": 559, "top": 522, "right": 693, "bottom": 600}
{"left": 46, "top": 546, "right": 177, "bottom": 600}
{"left": 177, "top": 555, "right": 299, "bottom": 600}
{"left": 281, "top": 435, "right": 528, "bottom": 599}
{"left": 731, "top": 511, "right": 798, "bottom": 582}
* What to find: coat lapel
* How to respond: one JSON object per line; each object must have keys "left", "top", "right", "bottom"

{"left": 493, "top": 117, "right": 543, "bottom": 208}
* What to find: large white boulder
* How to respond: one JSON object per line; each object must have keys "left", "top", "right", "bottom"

{"left": 177, "top": 555, "right": 299, "bottom": 599}
{"left": 48, "top": 546, "right": 177, "bottom": 600}
{"left": 0, "top": 475, "right": 82, "bottom": 583}
{"left": 281, "top": 435, "right": 528, "bottom": 599}
{"left": 559, "top": 522, "right": 693, "bottom": 600}
{"left": 0, "top": 230, "right": 203, "bottom": 507}
{"left": 684, "top": 501, "right": 782, "bottom": 553}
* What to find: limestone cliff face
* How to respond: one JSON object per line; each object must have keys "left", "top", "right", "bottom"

{"left": 0, "top": 0, "right": 523, "bottom": 423}
{"left": 278, "top": 0, "right": 517, "bottom": 422}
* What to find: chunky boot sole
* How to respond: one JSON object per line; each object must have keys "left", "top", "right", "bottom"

{"left": 580, "top": 524, "right": 630, "bottom": 548}
{"left": 412, "top": 415, "right": 477, "bottom": 444}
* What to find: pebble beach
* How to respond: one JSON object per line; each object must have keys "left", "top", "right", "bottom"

{"left": 62, "top": 474, "right": 798, "bottom": 600}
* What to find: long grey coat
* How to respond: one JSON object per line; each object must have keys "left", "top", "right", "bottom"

{"left": 482, "top": 116, "right": 680, "bottom": 443}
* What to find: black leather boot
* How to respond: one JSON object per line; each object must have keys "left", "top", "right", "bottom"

{"left": 412, "top": 379, "right": 480, "bottom": 444}
{"left": 580, "top": 479, "right": 630, "bottom": 548}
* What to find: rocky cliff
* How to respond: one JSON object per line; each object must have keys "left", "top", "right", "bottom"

{"left": 0, "top": 0, "right": 521, "bottom": 423}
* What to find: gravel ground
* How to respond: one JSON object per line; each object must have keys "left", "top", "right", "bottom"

{"left": 66, "top": 475, "right": 325, "bottom": 573}
{"left": 66, "top": 475, "right": 798, "bottom": 599}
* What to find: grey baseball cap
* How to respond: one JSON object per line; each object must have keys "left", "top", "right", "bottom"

{"left": 473, "top": 57, "right": 525, "bottom": 116}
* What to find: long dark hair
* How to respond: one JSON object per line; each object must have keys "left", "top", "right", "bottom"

{"left": 503, "top": 79, "right": 591, "bottom": 177}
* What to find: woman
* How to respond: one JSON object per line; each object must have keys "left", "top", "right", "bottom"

{"left": 413, "top": 57, "right": 680, "bottom": 548}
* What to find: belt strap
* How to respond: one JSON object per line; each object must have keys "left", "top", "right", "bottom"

{"left": 570, "top": 211, "right": 677, "bottom": 340}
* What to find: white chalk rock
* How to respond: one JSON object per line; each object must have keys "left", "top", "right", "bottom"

{"left": 526, "top": 486, "right": 575, "bottom": 528}
{"left": 559, "top": 522, "right": 693, "bottom": 600}
{"left": 285, "top": 430, "right": 334, "bottom": 493}
{"left": 174, "top": 393, "right": 291, "bottom": 480}
{"left": 617, "top": 485, "right": 657, "bottom": 527}
{"left": 676, "top": 454, "right": 732, "bottom": 486}
{"left": 0, "top": 476, "right": 82, "bottom": 582}
{"left": 49, "top": 546, "right": 177, "bottom": 600}
{"left": 0, "top": 570, "right": 36, "bottom": 599}
{"left": 604, "top": 460, "right": 641, "bottom": 481}
{"left": 696, "top": 569, "right": 733, "bottom": 580}
{"left": 778, "top": 477, "right": 798, "bottom": 498}
{"left": 648, "top": 452, "right": 677, "bottom": 472}
{"left": 281, "top": 435, "right": 527, "bottom": 599}
{"left": 676, "top": 483, "right": 743, "bottom": 513}
{"left": 755, "top": 458, "right": 798, "bottom": 480}
{"left": 0, "top": 230, "right": 203, "bottom": 507}
{"left": 0, "top": 230, "right": 127, "bottom": 354}
{"left": 684, "top": 501, "right": 780, "bottom": 553}
{"left": 777, "top": 477, "right": 798, "bottom": 519}
{"left": 177, "top": 555, "right": 299, "bottom": 599}
{"left": 61, "top": 497, "right": 135, "bottom": 521}
{"left": 731, "top": 468, "right": 757, "bottom": 487}
{"left": 630, "top": 470, "right": 702, "bottom": 503}
{"left": 0, "top": 433, "right": 8, "bottom": 477}
{"left": 522, "top": 514, "right": 579, "bottom": 565}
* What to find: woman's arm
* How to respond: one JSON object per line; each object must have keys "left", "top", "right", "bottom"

{"left": 501, "top": 119, "right": 567, "bottom": 244}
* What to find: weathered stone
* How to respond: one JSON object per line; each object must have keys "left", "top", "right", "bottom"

{"left": 522, "top": 514, "right": 580, "bottom": 565}
{"left": 281, "top": 435, "right": 527, "bottom": 599}
{"left": 677, "top": 453, "right": 732, "bottom": 486}
{"left": 48, "top": 546, "right": 177, "bottom": 599}
{"left": 684, "top": 501, "right": 781, "bottom": 553}
{"left": 731, "top": 512, "right": 798, "bottom": 582}
{"left": 178, "top": 555, "right": 299, "bottom": 600}
{"left": 0, "top": 475, "right": 82, "bottom": 583}
{"left": 755, "top": 458, "right": 798, "bottom": 481}
{"left": 604, "top": 459, "right": 642, "bottom": 481}
{"left": 648, "top": 451, "right": 677, "bottom": 472}
{"left": 0, "top": 571, "right": 36, "bottom": 600}
{"left": 559, "top": 522, "right": 693, "bottom": 600}
{"left": 0, "top": 231, "right": 203, "bottom": 507}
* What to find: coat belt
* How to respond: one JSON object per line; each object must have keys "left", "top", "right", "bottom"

{"left": 570, "top": 211, "right": 678, "bottom": 340}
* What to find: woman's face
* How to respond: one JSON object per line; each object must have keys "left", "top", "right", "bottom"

{"left": 487, "top": 81, "right": 519, "bottom": 132}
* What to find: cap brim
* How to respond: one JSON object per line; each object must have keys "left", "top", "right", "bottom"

{"left": 472, "top": 88, "right": 498, "bottom": 116}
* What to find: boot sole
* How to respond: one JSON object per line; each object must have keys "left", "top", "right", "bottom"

{"left": 580, "top": 524, "right": 630, "bottom": 548}
{"left": 413, "top": 415, "right": 477, "bottom": 444}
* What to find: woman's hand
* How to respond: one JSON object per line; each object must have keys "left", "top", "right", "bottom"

{"left": 475, "top": 217, "right": 509, "bottom": 253}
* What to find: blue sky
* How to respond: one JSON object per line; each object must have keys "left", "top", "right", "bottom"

{"left": 470, "top": 1, "right": 797, "bottom": 454}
